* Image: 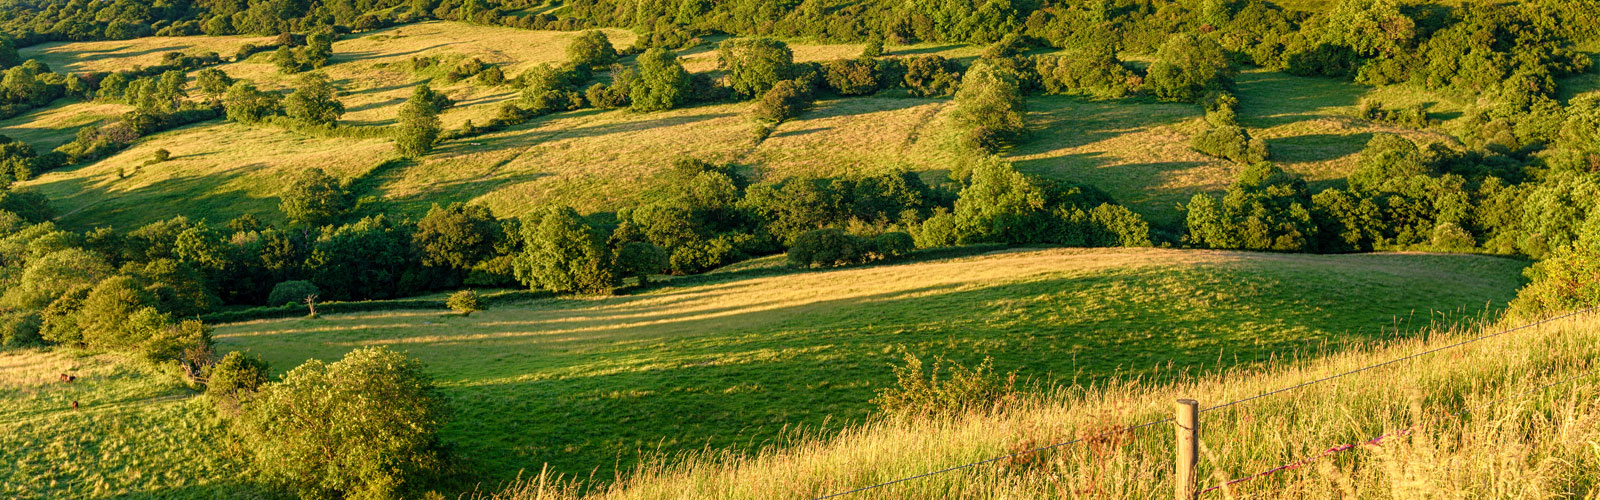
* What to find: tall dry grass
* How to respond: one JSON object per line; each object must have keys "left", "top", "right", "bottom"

{"left": 481, "top": 308, "right": 1600, "bottom": 499}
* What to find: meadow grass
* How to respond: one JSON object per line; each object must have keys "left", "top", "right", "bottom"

{"left": 16, "top": 34, "right": 276, "bottom": 74}
{"left": 0, "top": 350, "right": 246, "bottom": 499}
{"left": 0, "top": 100, "right": 131, "bottom": 150}
{"left": 212, "top": 248, "right": 1527, "bottom": 484}
{"left": 483, "top": 305, "right": 1600, "bottom": 500}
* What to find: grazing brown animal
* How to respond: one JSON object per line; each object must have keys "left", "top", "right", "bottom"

{"left": 71, "top": 400, "right": 79, "bottom": 410}
{"left": 60, "top": 373, "right": 76, "bottom": 383}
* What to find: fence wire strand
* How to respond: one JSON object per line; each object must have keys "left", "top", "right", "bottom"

{"left": 808, "top": 306, "right": 1598, "bottom": 499}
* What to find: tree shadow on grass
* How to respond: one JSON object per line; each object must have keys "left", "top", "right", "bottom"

{"left": 1267, "top": 132, "right": 1374, "bottom": 164}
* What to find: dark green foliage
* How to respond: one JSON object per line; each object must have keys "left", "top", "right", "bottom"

{"left": 268, "top": 280, "right": 320, "bottom": 306}
{"left": 1184, "top": 163, "right": 1317, "bottom": 251}
{"left": 613, "top": 241, "right": 667, "bottom": 285}
{"left": 395, "top": 85, "right": 442, "bottom": 157}
{"left": 900, "top": 56, "right": 962, "bottom": 97}
{"left": 788, "top": 228, "right": 916, "bottom": 268}
{"left": 862, "top": 35, "right": 885, "bottom": 57}
{"left": 585, "top": 82, "right": 629, "bottom": 108}
{"left": 1191, "top": 94, "right": 1268, "bottom": 164}
{"left": 788, "top": 228, "right": 870, "bottom": 268}
{"left": 1146, "top": 33, "right": 1233, "bottom": 103}
{"left": 0, "top": 37, "right": 18, "bottom": 69}
{"left": 918, "top": 158, "right": 1148, "bottom": 248}
{"left": 1033, "top": 52, "right": 1140, "bottom": 99}
{"left": 414, "top": 202, "right": 501, "bottom": 273}
{"left": 283, "top": 73, "right": 345, "bottom": 126}
{"left": 0, "top": 311, "right": 42, "bottom": 348}
{"left": 224, "top": 82, "right": 282, "bottom": 123}
{"left": 513, "top": 206, "right": 618, "bottom": 294}
{"left": 1348, "top": 133, "right": 1432, "bottom": 193}
{"left": 233, "top": 347, "right": 449, "bottom": 499}
{"left": 308, "top": 215, "right": 429, "bottom": 301}
{"left": 280, "top": 168, "right": 350, "bottom": 227}
{"left": 567, "top": 30, "right": 618, "bottom": 69}
{"left": 822, "top": 58, "right": 880, "bottom": 96}
{"left": 718, "top": 38, "right": 796, "bottom": 98}
{"left": 952, "top": 61, "right": 1026, "bottom": 152}
{"left": 630, "top": 48, "right": 690, "bottom": 112}
{"left": 752, "top": 79, "right": 813, "bottom": 123}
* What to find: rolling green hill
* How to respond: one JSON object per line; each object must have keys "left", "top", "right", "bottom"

{"left": 209, "top": 248, "right": 1525, "bottom": 482}
{"left": 7, "top": 21, "right": 1462, "bottom": 232}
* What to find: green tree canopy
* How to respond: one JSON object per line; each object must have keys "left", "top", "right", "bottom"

{"left": 718, "top": 38, "right": 795, "bottom": 98}
{"left": 283, "top": 73, "right": 345, "bottom": 126}
{"left": 630, "top": 47, "right": 690, "bottom": 112}
{"left": 279, "top": 168, "right": 350, "bottom": 227}
{"left": 233, "top": 347, "right": 449, "bottom": 499}
{"left": 513, "top": 206, "right": 618, "bottom": 294}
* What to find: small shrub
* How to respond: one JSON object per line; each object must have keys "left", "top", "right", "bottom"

{"left": 873, "top": 351, "right": 1018, "bottom": 418}
{"left": 206, "top": 351, "right": 269, "bottom": 412}
{"left": 445, "top": 290, "right": 484, "bottom": 316}
{"left": 267, "top": 280, "right": 319, "bottom": 306}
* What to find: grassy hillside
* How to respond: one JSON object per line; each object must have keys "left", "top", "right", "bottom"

{"left": 213, "top": 248, "right": 1526, "bottom": 483}
{"left": 503, "top": 305, "right": 1599, "bottom": 499}
{"left": 0, "top": 350, "right": 242, "bottom": 499}
{"left": 4, "top": 21, "right": 1470, "bottom": 232}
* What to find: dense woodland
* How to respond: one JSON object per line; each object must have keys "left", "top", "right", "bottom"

{"left": 3, "top": 0, "right": 1600, "bottom": 497}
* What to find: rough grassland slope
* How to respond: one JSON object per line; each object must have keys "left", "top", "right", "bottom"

{"left": 0, "top": 351, "right": 242, "bottom": 500}
{"left": 214, "top": 248, "right": 1525, "bottom": 482}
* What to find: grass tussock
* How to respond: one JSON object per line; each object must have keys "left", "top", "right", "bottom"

{"left": 480, "top": 309, "right": 1600, "bottom": 500}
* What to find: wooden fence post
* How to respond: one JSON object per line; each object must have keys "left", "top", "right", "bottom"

{"left": 1176, "top": 398, "right": 1200, "bottom": 500}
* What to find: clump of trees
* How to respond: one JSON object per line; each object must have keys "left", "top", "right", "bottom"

{"left": 1184, "top": 163, "right": 1316, "bottom": 251}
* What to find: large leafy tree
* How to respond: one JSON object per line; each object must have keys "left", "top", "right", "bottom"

{"left": 233, "top": 347, "right": 449, "bottom": 499}
{"left": 513, "top": 206, "right": 617, "bottom": 294}
{"left": 566, "top": 30, "right": 618, "bottom": 69}
{"left": 630, "top": 48, "right": 690, "bottom": 112}
{"left": 717, "top": 38, "right": 795, "bottom": 98}
{"left": 279, "top": 168, "right": 350, "bottom": 227}
{"left": 1146, "top": 32, "right": 1233, "bottom": 103}
{"left": 413, "top": 202, "right": 500, "bottom": 271}
{"left": 952, "top": 60, "right": 1026, "bottom": 151}
{"left": 283, "top": 73, "right": 345, "bottom": 126}
{"left": 394, "top": 85, "right": 442, "bottom": 157}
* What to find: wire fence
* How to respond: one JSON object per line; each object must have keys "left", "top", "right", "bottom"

{"left": 806, "top": 305, "right": 1599, "bottom": 500}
